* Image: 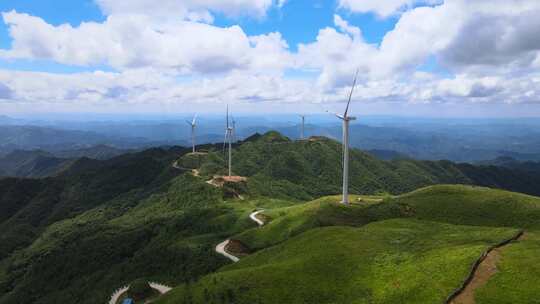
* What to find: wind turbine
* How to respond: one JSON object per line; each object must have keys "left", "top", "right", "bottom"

{"left": 336, "top": 69, "right": 359, "bottom": 205}
{"left": 223, "top": 106, "right": 233, "bottom": 177}
{"left": 299, "top": 115, "right": 306, "bottom": 140}
{"left": 186, "top": 114, "right": 197, "bottom": 153}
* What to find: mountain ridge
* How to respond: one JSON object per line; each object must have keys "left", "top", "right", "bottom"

{"left": 2, "top": 131, "right": 540, "bottom": 304}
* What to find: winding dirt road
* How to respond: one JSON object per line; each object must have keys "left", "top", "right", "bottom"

{"left": 215, "top": 210, "right": 266, "bottom": 262}
{"left": 448, "top": 231, "right": 525, "bottom": 304}
{"left": 215, "top": 240, "right": 240, "bottom": 262}
{"left": 249, "top": 210, "right": 265, "bottom": 226}
{"left": 149, "top": 282, "right": 172, "bottom": 294}
{"left": 109, "top": 286, "right": 129, "bottom": 304}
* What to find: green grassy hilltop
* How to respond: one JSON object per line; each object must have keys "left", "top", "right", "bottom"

{"left": 155, "top": 185, "right": 540, "bottom": 304}
{"left": 1, "top": 132, "right": 540, "bottom": 303}
{"left": 158, "top": 219, "right": 518, "bottom": 304}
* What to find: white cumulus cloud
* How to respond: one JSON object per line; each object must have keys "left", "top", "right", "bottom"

{"left": 0, "top": 11, "right": 292, "bottom": 74}
{"left": 338, "top": 0, "right": 443, "bottom": 18}
{"left": 95, "top": 0, "right": 279, "bottom": 21}
{"left": 2, "top": 0, "right": 540, "bottom": 112}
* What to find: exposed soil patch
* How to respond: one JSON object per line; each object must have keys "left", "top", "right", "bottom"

{"left": 186, "top": 152, "right": 208, "bottom": 156}
{"left": 223, "top": 176, "right": 248, "bottom": 183}
{"left": 255, "top": 213, "right": 270, "bottom": 224}
{"left": 450, "top": 248, "right": 502, "bottom": 304}
{"left": 448, "top": 231, "right": 525, "bottom": 304}
{"left": 206, "top": 175, "right": 247, "bottom": 187}
{"left": 225, "top": 239, "right": 251, "bottom": 257}
{"left": 401, "top": 204, "right": 415, "bottom": 216}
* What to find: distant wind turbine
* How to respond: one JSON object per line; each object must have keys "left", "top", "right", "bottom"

{"left": 223, "top": 106, "right": 233, "bottom": 177}
{"left": 336, "top": 69, "right": 359, "bottom": 205}
{"left": 186, "top": 114, "right": 197, "bottom": 153}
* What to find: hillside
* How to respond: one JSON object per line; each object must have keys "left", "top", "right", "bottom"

{"left": 0, "top": 145, "right": 138, "bottom": 178}
{"left": 0, "top": 150, "right": 75, "bottom": 178}
{"left": 158, "top": 219, "right": 518, "bottom": 304}
{"left": 156, "top": 185, "right": 540, "bottom": 304}
{"left": 195, "top": 132, "right": 540, "bottom": 199}
{"left": 0, "top": 147, "right": 184, "bottom": 261}
{"left": 2, "top": 132, "right": 540, "bottom": 303}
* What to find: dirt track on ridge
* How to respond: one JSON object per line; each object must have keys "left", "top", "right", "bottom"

{"left": 449, "top": 232, "right": 525, "bottom": 304}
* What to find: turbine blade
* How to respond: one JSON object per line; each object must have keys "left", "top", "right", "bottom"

{"left": 226, "top": 105, "right": 229, "bottom": 129}
{"left": 324, "top": 109, "right": 342, "bottom": 118}
{"left": 192, "top": 114, "right": 198, "bottom": 125}
{"left": 223, "top": 130, "right": 228, "bottom": 153}
{"left": 186, "top": 120, "right": 192, "bottom": 126}
{"left": 344, "top": 68, "right": 359, "bottom": 117}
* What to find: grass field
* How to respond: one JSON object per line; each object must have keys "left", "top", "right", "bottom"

{"left": 156, "top": 219, "right": 518, "bottom": 304}
{"left": 388, "top": 185, "right": 540, "bottom": 229}
{"left": 234, "top": 194, "right": 397, "bottom": 250}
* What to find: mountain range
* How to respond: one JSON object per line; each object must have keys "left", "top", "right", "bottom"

{"left": 1, "top": 131, "right": 540, "bottom": 303}
{"left": 3, "top": 115, "right": 540, "bottom": 163}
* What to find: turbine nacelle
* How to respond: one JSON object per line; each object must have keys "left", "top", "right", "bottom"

{"left": 335, "top": 114, "right": 357, "bottom": 121}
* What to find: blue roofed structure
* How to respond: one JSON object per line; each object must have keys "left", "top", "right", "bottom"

{"left": 122, "top": 299, "right": 134, "bottom": 304}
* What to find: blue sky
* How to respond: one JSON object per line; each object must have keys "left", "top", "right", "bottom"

{"left": 0, "top": 0, "right": 539, "bottom": 116}
{"left": 0, "top": 0, "right": 105, "bottom": 73}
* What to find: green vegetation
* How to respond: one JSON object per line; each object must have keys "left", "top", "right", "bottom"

{"left": 475, "top": 232, "right": 540, "bottom": 304}
{"left": 388, "top": 185, "right": 540, "bottom": 229}
{"left": 155, "top": 184, "right": 540, "bottom": 304}
{"left": 127, "top": 279, "right": 155, "bottom": 301}
{"left": 156, "top": 219, "right": 518, "bottom": 304}
{"left": 236, "top": 185, "right": 540, "bottom": 252}
{"left": 234, "top": 195, "right": 398, "bottom": 250}
{"left": 3, "top": 132, "right": 540, "bottom": 304}
{"left": 197, "top": 132, "right": 540, "bottom": 199}
{"left": 0, "top": 172, "right": 258, "bottom": 304}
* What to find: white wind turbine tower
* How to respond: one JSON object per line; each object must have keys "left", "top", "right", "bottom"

{"left": 299, "top": 115, "right": 306, "bottom": 140}
{"left": 223, "top": 106, "right": 233, "bottom": 177}
{"left": 336, "top": 69, "right": 359, "bottom": 205}
{"left": 186, "top": 114, "right": 197, "bottom": 153}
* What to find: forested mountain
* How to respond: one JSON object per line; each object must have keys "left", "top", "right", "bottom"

{"left": 0, "top": 125, "right": 187, "bottom": 156}
{"left": 4, "top": 117, "right": 540, "bottom": 163}
{"left": 192, "top": 132, "right": 540, "bottom": 199}
{"left": 0, "top": 150, "right": 74, "bottom": 178}
{"left": 1, "top": 131, "right": 540, "bottom": 304}
{"left": 0, "top": 146, "right": 133, "bottom": 178}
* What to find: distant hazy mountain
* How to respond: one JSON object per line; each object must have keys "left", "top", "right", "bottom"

{"left": 367, "top": 149, "right": 411, "bottom": 160}
{"left": 0, "top": 115, "right": 19, "bottom": 125}
{"left": 0, "top": 150, "right": 74, "bottom": 178}
{"left": 0, "top": 125, "right": 118, "bottom": 149}
{"left": 53, "top": 145, "right": 132, "bottom": 160}
{"left": 0, "top": 125, "right": 190, "bottom": 156}
{"left": 0, "top": 145, "right": 135, "bottom": 178}
{"left": 478, "top": 156, "right": 540, "bottom": 172}
{"left": 3, "top": 116, "right": 540, "bottom": 163}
